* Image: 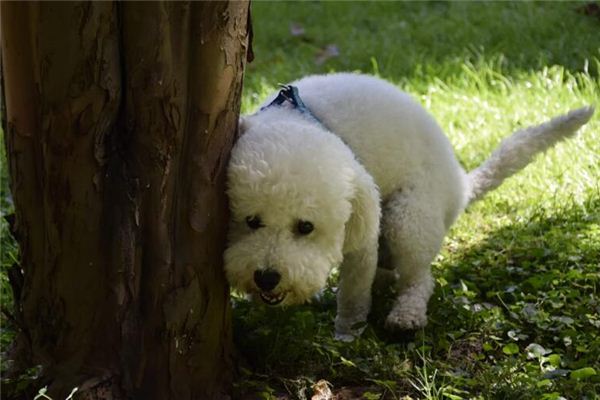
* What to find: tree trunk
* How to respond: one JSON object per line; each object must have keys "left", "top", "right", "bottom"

{"left": 1, "top": 2, "right": 249, "bottom": 398}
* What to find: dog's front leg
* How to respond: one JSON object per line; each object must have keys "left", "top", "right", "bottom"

{"left": 334, "top": 163, "right": 380, "bottom": 341}
{"left": 334, "top": 244, "right": 377, "bottom": 341}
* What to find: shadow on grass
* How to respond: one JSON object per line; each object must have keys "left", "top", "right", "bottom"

{"left": 232, "top": 194, "right": 599, "bottom": 397}
{"left": 429, "top": 193, "right": 599, "bottom": 332}
{"left": 423, "top": 193, "right": 600, "bottom": 397}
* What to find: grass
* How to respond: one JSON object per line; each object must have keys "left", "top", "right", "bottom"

{"left": 234, "top": 2, "right": 600, "bottom": 399}
{"left": 2, "top": 1, "right": 600, "bottom": 399}
{"left": 1, "top": 128, "right": 17, "bottom": 352}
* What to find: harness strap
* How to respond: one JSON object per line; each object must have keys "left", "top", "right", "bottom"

{"left": 261, "top": 85, "right": 324, "bottom": 126}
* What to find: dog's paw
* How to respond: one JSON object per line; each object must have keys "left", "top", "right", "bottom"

{"left": 385, "top": 310, "right": 427, "bottom": 331}
{"left": 384, "top": 296, "right": 428, "bottom": 331}
{"left": 334, "top": 331, "right": 357, "bottom": 342}
{"left": 334, "top": 317, "right": 367, "bottom": 341}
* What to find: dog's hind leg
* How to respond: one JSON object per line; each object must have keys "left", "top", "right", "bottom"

{"left": 381, "top": 188, "right": 446, "bottom": 331}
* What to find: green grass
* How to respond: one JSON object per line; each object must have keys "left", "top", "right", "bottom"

{"left": 234, "top": 2, "right": 600, "bottom": 399}
{"left": 2, "top": 2, "right": 599, "bottom": 399}
{"left": 0, "top": 127, "right": 17, "bottom": 352}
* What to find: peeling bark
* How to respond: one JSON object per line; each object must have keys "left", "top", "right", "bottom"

{"left": 1, "top": 2, "right": 249, "bottom": 399}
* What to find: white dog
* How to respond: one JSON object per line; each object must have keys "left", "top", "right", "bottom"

{"left": 224, "top": 73, "right": 593, "bottom": 341}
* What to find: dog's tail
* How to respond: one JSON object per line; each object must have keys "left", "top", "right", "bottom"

{"left": 466, "top": 106, "right": 595, "bottom": 204}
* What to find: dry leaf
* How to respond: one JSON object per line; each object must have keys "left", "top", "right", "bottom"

{"left": 290, "top": 22, "right": 305, "bottom": 37}
{"left": 577, "top": 2, "right": 600, "bottom": 19}
{"left": 311, "top": 379, "right": 333, "bottom": 400}
{"left": 315, "top": 44, "right": 340, "bottom": 65}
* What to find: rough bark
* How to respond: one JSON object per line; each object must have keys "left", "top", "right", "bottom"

{"left": 1, "top": 2, "right": 249, "bottom": 399}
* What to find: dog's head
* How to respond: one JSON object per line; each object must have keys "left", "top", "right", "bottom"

{"left": 224, "top": 108, "right": 380, "bottom": 306}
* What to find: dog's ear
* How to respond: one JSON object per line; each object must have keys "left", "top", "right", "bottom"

{"left": 344, "top": 165, "right": 381, "bottom": 253}
{"left": 238, "top": 116, "right": 249, "bottom": 136}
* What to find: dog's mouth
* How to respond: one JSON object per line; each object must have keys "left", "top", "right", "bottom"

{"left": 259, "top": 291, "right": 287, "bottom": 306}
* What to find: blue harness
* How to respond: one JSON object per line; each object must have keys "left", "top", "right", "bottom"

{"left": 261, "top": 85, "right": 324, "bottom": 126}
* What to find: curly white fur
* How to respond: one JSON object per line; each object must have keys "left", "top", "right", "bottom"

{"left": 224, "top": 73, "right": 593, "bottom": 340}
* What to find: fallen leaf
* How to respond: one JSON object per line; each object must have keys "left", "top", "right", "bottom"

{"left": 290, "top": 22, "right": 305, "bottom": 37}
{"left": 315, "top": 44, "right": 340, "bottom": 65}
{"left": 577, "top": 2, "right": 600, "bottom": 19}
{"left": 312, "top": 379, "right": 333, "bottom": 400}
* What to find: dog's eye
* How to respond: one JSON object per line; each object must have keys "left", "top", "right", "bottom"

{"left": 296, "top": 220, "right": 314, "bottom": 235}
{"left": 245, "top": 215, "right": 264, "bottom": 230}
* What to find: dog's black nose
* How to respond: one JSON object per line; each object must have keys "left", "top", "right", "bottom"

{"left": 254, "top": 269, "right": 281, "bottom": 291}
